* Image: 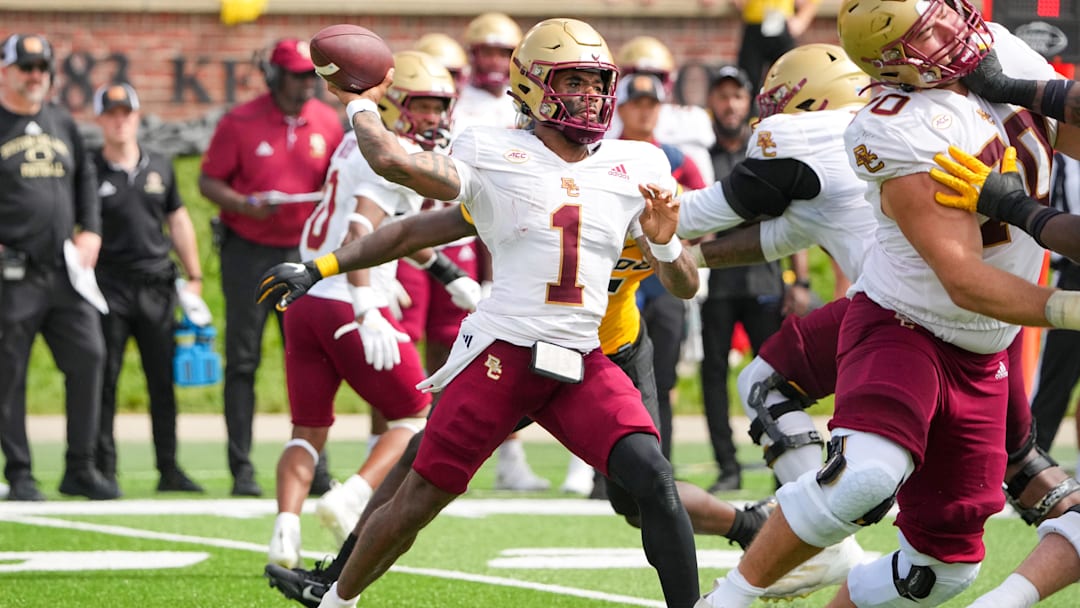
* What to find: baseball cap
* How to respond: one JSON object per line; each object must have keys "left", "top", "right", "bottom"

{"left": 270, "top": 38, "right": 315, "bottom": 73}
{"left": 709, "top": 65, "right": 753, "bottom": 92}
{"left": 93, "top": 83, "right": 140, "bottom": 115}
{"left": 616, "top": 73, "right": 666, "bottom": 106}
{"left": 1, "top": 34, "right": 54, "bottom": 69}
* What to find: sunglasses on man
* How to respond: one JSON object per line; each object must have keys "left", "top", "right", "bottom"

{"left": 16, "top": 62, "right": 50, "bottom": 73}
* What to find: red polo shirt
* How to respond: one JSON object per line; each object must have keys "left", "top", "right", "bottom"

{"left": 201, "top": 93, "right": 344, "bottom": 247}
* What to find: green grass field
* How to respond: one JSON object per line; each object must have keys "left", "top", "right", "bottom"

{"left": 2, "top": 437, "right": 1079, "bottom": 607}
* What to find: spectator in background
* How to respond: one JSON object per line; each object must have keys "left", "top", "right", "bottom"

{"left": 0, "top": 34, "right": 116, "bottom": 501}
{"left": 91, "top": 83, "right": 205, "bottom": 496}
{"left": 617, "top": 73, "right": 707, "bottom": 460}
{"left": 697, "top": 66, "right": 792, "bottom": 493}
{"left": 614, "top": 36, "right": 716, "bottom": 184}
{"left": 733, "top": 0, "right": 821, "bottom": 92}
{"left": 199, "top": 38, "right": 343, "bottom": 497}
{"left": 1030, "top": 152, "right": 1080, "bottom": 477}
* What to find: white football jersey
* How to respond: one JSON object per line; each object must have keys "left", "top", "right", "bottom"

{"left": 678, "top": 108, "right": 876, "bottom": 284}
{"left": 845, "top": 24, "right": 1058, "bottom": 354}
{"left": 301, "top": 132, "right": 426, "bottom": 304}
{"left": 451, "top": 126, "right": 675, "bottom": 351}
{"left": 450, "top": 83, "right": 520, "bottom": 138}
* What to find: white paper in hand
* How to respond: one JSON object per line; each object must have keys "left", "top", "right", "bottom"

{"left": 63, "top": 239, "right": 109, "bottom": 314}
{"left": 176, "top": 279, "right": 213, "bottom": 326}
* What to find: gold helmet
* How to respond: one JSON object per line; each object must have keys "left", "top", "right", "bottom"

{"left": 756, "top": 44, "right": 871, "bottom": 119}
{"left": 379, "top": 51, "right": 457, "bottom": 150}
{"left": 616, "top": 36, "right": 675, "bottom": 85}
{"left": 463, "top": 12, "right": 522, "bottom": 89}
{"left": 838, "top": 0, "right": 992, "bottom": 88}
{"left": 415, "top": 33, "right": 468, "bottom": 87}
{"left": 509, "top": 18, "right": 618, "bottom": 144}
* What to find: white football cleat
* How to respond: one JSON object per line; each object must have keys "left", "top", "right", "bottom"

{"left": 316, "top": 478, "right": 371, "bottom": 545}
{"left": 559, "top": 455, "right": 595, "bottom": 496}
{"left": 763, "top": 536, "right": 869, "bottom": 599}
{"left": 267, "top": 515, "right": 302, "bottom": 569}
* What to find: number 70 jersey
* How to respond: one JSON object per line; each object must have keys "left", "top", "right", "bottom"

{"left": 450, "top": 126, "right": 675, "bottom": 351}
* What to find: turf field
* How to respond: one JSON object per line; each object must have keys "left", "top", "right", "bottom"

{"left": 2, "top": 437, "right": 1078, "bottom": 607}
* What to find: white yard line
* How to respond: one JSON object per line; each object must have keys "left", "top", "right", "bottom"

{"left": 3, "top": 505, "right": 666, "bottom": 607}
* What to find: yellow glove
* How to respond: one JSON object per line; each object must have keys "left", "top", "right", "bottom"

{"left": 930, "top": 145, "right": 1017, "bottom": 212}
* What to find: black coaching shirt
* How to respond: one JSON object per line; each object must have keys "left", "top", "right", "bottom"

{"left": 0, "top": 101, "right": 100, "bottom": 269}
{"left": 92, "top": 147, "right": 183, "bottom": 279}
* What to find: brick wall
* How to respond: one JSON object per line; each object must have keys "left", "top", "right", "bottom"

{"left": 2, "top": 11, "right": 840, "bottom": 122}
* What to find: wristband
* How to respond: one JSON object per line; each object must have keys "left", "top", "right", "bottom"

{"left": 188, "top": 275, "right": 203, "bottom": 282}
{"left": 312, "top": 253, "right": 340, "bottom": 278}
{"left": 1026, "top": 206, "right": 1065, "bottom": 250}
{"left": 1040, "top": 79, "right": 1075, "bottom": 124}
{"left": 1045, "top": 290, "right": 1080, "bottom": 330}
{"left": 426, "top": 251, "right": 468, "bottom": 285}
{"left": 647, "top": 238, "right": 684, "bottom": 263}
{"left": 346, "top": 99, "right": 379, "bottom": 124}
{"left": 793, "top": 279, "right": 811, "bottom": 289}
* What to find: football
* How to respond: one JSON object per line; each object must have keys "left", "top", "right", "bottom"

{"left": 309, "top": 24, "right": 394, "bottom": 92}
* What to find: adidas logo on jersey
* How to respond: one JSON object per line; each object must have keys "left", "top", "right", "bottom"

{"left": 255, "top": 141, "right": 274, "bottom": 157}
{"left": 995, "top": 361, "right": 1008, "bottom": 380}
{"left": 608, "top": 164, "right": 629, "bottom": 180}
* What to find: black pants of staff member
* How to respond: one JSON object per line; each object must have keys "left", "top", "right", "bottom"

{"left": 96, "top": 274, "right": 179, "bottom": 479}
{"left": 1032, "top": 261, "right": 1080, "bottom": 453}
{"left": 700, "top": 295, "right": 782, "bottom": 482}
{"left": 737, "top": 24, "right": 795, "bottom": 98}
{"left": 641, "top": 289, "right": 684, "bottom": 461}
{"left": 0, "top": 266, "right": 105, "bottom": 483}
{"left": 220, "top": 229, "right": 296, "bottom": 482}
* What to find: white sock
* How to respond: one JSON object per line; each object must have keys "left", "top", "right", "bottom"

{"left": 703, "top": 568, "right": 764, "bottom": 608}
{"left": 343, "top": 474, "right": 373, "bottom": 501}
{"left": 565, "top": 454, "right": 591, "bottom": 478}
{"left": 968, "top": 574, "right": 1039, "bottom": 608}
{"left": 319, "top": 582, "right": 359, "bottom": 607}
{"left": 275, "top": 511, "right": 301, "bottom": 531}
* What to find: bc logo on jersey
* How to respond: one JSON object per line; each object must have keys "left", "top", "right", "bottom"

{"left": 853, "top": 144, "right": 885, "bottom": 173}
{"left": 561, "top": 178, "right": 580, "bottom": 197}
{"left": 485, "top": 355, "right": 503, "bottom": 381}
{"left": 756, "top": 131, "right": 777, "bottom": 158}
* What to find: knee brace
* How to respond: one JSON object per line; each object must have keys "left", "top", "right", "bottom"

{"left": 1037, "top": 505, "right": 1080, "bottom": 562}
{"left": 387, "top": 416, "right": 427, "bottom": 434}
{"left": 777, "top": 431, "right": 912, "bottom": 548}
{"left": 738, "top": 361, "right": 823, "bottom": 468}
{"left": 284, "top": 438, "right": 319, "bottom": 464}
{"left": 848, "top": 534, "right": 980, "bottom": 607}
{"left": 1004, "top": 439, "right": 1080, "bottom": 525}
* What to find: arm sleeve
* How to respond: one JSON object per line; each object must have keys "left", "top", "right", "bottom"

{"left": 72, "top": 123, "right": 101, "bottom": 234}
{"left": 676, "top": 157, "right": 820, "bottom": 239}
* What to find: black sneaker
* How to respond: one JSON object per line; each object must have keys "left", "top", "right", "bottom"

{"left": 265, "top": 562, "right": 334, "bottom": 608}
{"left": 8, "top": 477, "right": 45, "bottom": 501}
{"left": 232, "top": 474, "right": 263, "bottom": 497}
{"left": 707, "top": 471, "right": 742, "bottom": 494}
{"left": 158, "top": 468, "right": 205, "bottom": 493}
{"left": 59, "top": 468, "right": 122, "bottom": 500}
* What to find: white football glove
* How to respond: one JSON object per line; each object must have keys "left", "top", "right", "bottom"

{"left": 444, "top": 276, "right": 482, "bottom": 312}
{"left": 333, "top": 310, "right": 410, "bottom": 371}
{"left": 384, "top": 278, "right": 413, "bottom": 320}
